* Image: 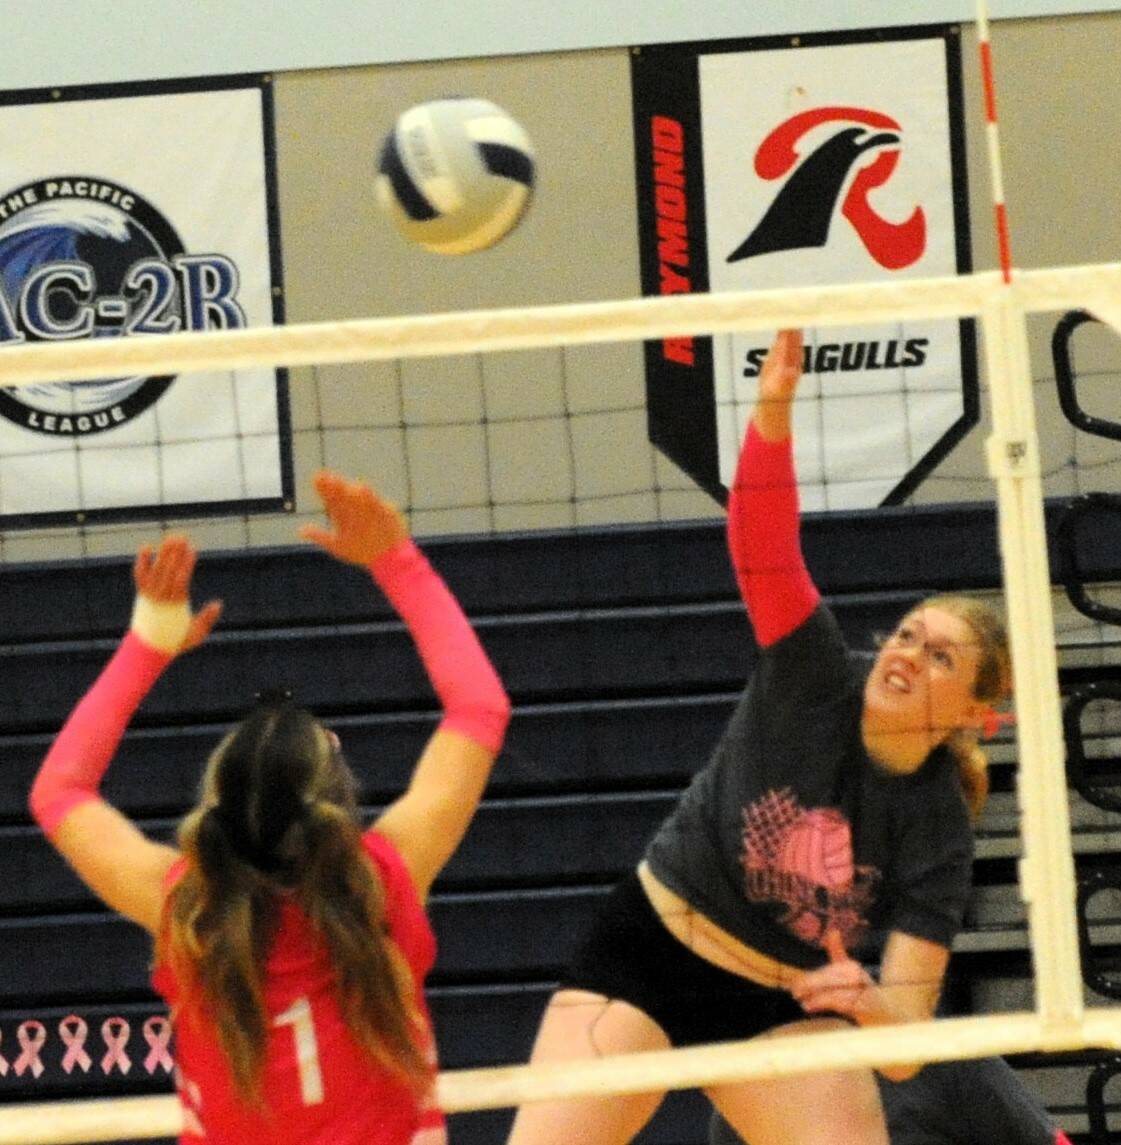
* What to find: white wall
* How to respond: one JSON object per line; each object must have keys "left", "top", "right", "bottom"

{"left": 7, "top": 1, "right": 1121, "bottom": 88}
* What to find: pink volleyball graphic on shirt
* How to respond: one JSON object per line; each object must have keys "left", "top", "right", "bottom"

{"left": 740, "top": 787, "right": 878, "bottom": 950}
{"left": 776, "top": 808, "right": 854, "bottom": 890}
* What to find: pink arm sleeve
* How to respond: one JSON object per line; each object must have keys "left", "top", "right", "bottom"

{"left": 1054, "top": 1132, "right": 1073, "bottom": 1145}
{"left": 29, "top": 632, "right": 172, "bottom": 836}
{"left": 369, "top": 540, "right": 511, "bottom": 754}
{"left": 726, "top": 422, "right": 819, "bottom": 647}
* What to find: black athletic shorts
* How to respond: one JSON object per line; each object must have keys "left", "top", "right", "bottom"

{"left": 561, "top": 872, "right": 810, "bottom": 1047}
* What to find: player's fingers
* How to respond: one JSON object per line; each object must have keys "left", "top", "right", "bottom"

{"left": 132, "top": 545, "right": 154, "bottom": 590}
{"left": 150, "top": 536, "right": 190, "bottom": 599}
{"left": 788, "top": 970, "right": 816, "bottom": 1002}
{"left": 823, "top": 928, "right": 847, "bottom": 964}
{"left": 184, "top": 600, "right": 223, "bottom": 651}
{"left": 799, "top": 989, "right": 854, "bottom": 1016}
{"left": 199, "top": 598, "right": 223, "bottom": 626}
{"left": 312, "top": 471, "right": 348, "bottom": 519}
{"left": 299, "top": 524, "right": 341, "bottom": 556}
{"left": 792, "top": 980, "right": 828, "bottom": 1010}
{"left": 312, "top": 469, "right": 343, "bottom": 495}
{"left": 785, "top": 331, "right": 803, "bottom": 373}
{"left": 144, "top": 538, "right": 177, "bottom": 597}
{"left": 168, "top": 541, "right": 198, "bottom": 600}
{"left": 789, "top": 961, "right": 847, "bottom": 1004}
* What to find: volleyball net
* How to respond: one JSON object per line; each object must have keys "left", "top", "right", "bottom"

{"left": 0, "top": 265, "right": 1119, "bottom": 1141}
{"left": 0, "top": 267, "right": 1119, "bottom": 556}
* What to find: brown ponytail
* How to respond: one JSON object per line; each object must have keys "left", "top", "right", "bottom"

{"left": 157, "top": 702, "right": 430, "bottom": 1104}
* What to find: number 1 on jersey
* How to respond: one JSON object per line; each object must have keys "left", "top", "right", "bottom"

{"left": 274, "top": 996, "right": 324, "bottom": 1105}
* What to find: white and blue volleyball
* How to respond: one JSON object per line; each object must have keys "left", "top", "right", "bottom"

{"left": 376, "top": 98, "right": 535, "bottom": 255}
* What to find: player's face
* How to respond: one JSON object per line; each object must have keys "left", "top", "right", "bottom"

{"left": 864, "top": 607, "right": 986, "bottom": 749}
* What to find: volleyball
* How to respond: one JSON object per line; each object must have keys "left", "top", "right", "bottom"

{"left": 376, "top": 98, "right": 535, "bottom": 255}
{"left": 778, "top": 809, "right": 854, "bottom": 890}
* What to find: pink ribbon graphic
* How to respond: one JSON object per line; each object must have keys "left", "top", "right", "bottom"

{"left": 143, "top": 1016, "right": 174, "bottom": 1075}
{"left": 59, "top": 1014, "right": 93, "bottom": 1074}
{"left": 14, "top": 1021, "right": 46, "bottom": 1078}
{"left": 100, "top": 1017, "right": 132, "bottom": 1075}
{"left": 0, "top": 1029, "right": 9, "bottom": 1077}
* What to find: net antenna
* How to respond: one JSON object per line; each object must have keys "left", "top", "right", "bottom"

{"left": 975, "top": 0, "right": 1014, "bottom": 285}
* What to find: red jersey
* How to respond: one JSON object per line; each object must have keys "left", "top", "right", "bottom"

{"left": 152, "top": 832, "right": 447, "bottom": 1145}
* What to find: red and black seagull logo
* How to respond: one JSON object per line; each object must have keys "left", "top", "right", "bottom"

{"left": 727, "top": 106, "right": 926, "bottom": 271}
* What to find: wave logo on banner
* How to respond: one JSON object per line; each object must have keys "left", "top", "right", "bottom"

{"left": 727, "top": 106, "right": 926, "bottom": 271}
{"left": 0, "top": 175, "right": 246, "bottom": 437}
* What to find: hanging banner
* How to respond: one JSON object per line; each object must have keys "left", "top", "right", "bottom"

{"left": 632, "top": 27, "right": 977, "bottom": 509}
{"left": 0, "top": 75, "right": 291, "bottom": 527}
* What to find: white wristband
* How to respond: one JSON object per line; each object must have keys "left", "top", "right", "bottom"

{"left": 130, "top": 596, "right": 191, "bottom": 654}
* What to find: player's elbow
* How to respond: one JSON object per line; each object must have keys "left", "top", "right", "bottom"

{"left": 472, "top": 693, "right": 512, "bottom": 754}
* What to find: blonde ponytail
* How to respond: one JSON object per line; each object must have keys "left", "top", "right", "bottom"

{"left": 946, "top": 732, "right": 990, "bottom": 822}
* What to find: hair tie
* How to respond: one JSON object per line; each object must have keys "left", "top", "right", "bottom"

{"left": 981, "top": 709, "right": 1016, "bottom": 740}
{"left": 254, "top": 686, "right": 295, "bottom": 707}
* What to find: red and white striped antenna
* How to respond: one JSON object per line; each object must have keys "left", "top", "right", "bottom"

{"left": 975, "top": 0, "right": 1014, "bottom": 283}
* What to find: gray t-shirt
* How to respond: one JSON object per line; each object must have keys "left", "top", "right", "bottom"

{"left": 645, "top": 604, "right": 974, "bottom": 969}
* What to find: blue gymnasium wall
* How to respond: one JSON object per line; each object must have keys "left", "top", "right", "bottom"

{"left": 1, "top": 502, "right": 1120, "bottom": 1143}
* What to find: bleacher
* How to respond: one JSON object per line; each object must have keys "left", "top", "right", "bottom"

{"left": 1, "top": 498, "right": 1120, "bottom": 1143}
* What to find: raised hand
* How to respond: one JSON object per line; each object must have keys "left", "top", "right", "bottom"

{"left": 132, "top": 535, "right": 222, "bottom": 654}
{"left": 757, "top": 328, "right": 804, "bottom": 403}
{"left": 751, "top": 329, "right": 804, "bottom": 442}
{"left": 299, "top": 470, "right": 409, "bottom": 566}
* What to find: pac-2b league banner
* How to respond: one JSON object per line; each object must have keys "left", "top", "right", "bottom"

{"left": 632, "top": 26, "right": 976, "bottom": 510}
{"left": 0, "top": 75, "right": 291, "bottom": 526}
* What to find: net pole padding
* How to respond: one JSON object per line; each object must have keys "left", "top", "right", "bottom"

{"left": 980, "top": 294, "right": 1083, "bottom": 1026}
{"left": 4, "top": 264, "right": 1121, "bottom": 388}
{"left": 3, "top": 1009, "right": 1120, "bottom": 1144}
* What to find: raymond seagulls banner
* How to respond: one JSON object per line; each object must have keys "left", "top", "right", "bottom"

{"left": 632, "top": 26, "right": 976, "bottom": 509}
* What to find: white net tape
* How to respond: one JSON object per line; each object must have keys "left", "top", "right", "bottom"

{"left": 0, "top": 263, "right": 1119, "bottom": 388}
{"left": 2, "top": 264, "right": 1120, "bottom": 1142}
{"left": 3, "top": 1010, "right": 1121, "bottom": 1143}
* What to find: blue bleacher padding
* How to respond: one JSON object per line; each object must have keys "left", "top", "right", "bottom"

{"left": 8, "top": 869, "right": 1109, "bottom": 1010}
{"left": 0, "top": 591, "right": 936, "bottom": 733}
{"left": 0, "top": 887, "right": 606, "bottom": 1005}
{"left": 4, "top": 787, "right": 1066, "bottom": 916}
{"left": 1, "top": 499, "right": 1116, "bottom": 645}
{"left": 2, "top": 508, "right": 1117, "bottom": 1141}
{"left": 0, "top": 694, "right": 738, "bottom": 822}
{"left": 0, "top": 791, "right": 674, "bottom": 911}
